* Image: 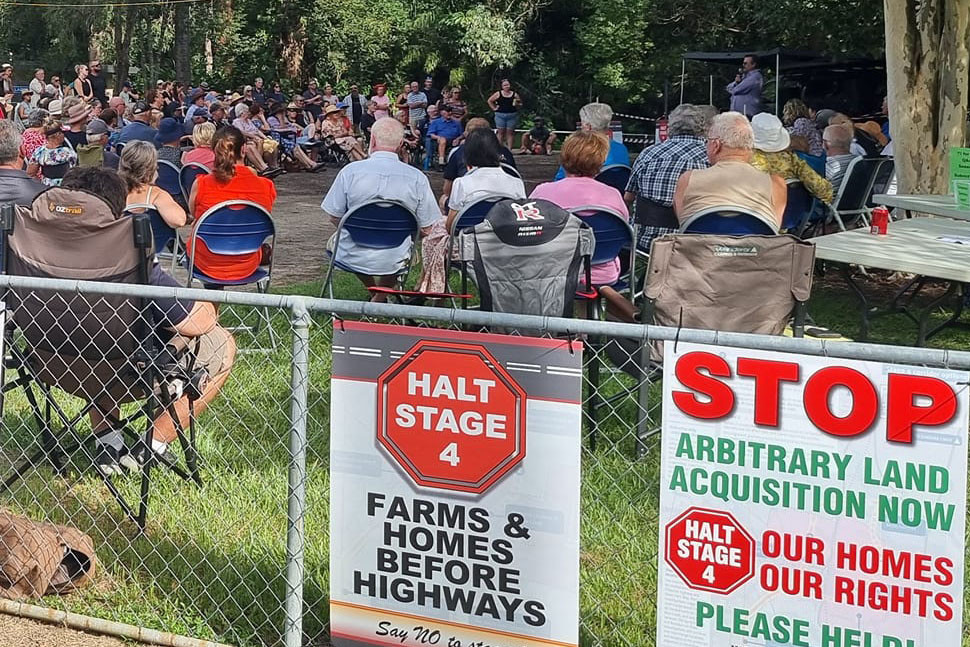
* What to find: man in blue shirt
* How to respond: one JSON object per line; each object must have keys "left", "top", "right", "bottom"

{"left": 725, "top": 55, "right": 763, "bottom": 117}
{"left": 554, "top": 102, "right": 629, "bottom": 180}
{"left": 427, "top": 105, "right": 463, "bottom": 169}
{"left": 118, "top": 102, "right": 158, "bottom": 145}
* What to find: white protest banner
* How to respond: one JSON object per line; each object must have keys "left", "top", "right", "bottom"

{"left": 330, "top": 321, "right": 582, "bottom": 647}
{"left": 658, "top": 342, "right": 968, "bottom": 647}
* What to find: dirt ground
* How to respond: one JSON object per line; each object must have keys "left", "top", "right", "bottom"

{"left": 267, "top": 152, "right": 564, "bottom": 288}
{"left": 0, "top": 613, "right": 128, "bottom": 647}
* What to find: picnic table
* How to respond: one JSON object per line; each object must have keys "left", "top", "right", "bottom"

{"left": 873, "top": 193, "right": 968, "bottom": 220}
{"left": 810, "top": 217, "right": 970, "bottom": 345}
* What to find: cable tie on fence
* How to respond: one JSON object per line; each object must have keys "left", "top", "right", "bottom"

{"left": 673, "top": 307, "right": 684, "bottom": 354}
{"left": 332, "top": 314, "right": 345, "bottom": 333}
{"left": 943, "top": 349, "right": 951, "bottom": 370}
{"left": 565, "top": 330, "right": 576, "bottom": 355}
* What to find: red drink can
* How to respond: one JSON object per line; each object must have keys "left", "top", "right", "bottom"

{"left": 870, "top": 207, "right": 889, "bottom": 235}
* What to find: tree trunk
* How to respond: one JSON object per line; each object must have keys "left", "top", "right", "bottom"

{"left": 883, "top": 0, "right": 970, "bottom": 194}
{"left": 174, "top": 0, "right": 191, "bottom": 84}
{"left": 113, "top": 6, "right": 136, "bottom": 92}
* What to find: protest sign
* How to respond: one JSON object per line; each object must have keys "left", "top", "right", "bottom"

{"left": 330, "top": 321, "right": 582, "bottom": 647}
{"left": 950, "top": 147, "right": 970, "bottom": 209}
{"left": 658, "top": 342, "right": 968, "bottom": 647}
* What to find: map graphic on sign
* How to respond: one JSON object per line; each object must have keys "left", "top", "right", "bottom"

{"left": 330, "top": 321, "right": 582, "bottom": 647}
{"left": 658, "top": 342, "right": 969, "bottom": 647}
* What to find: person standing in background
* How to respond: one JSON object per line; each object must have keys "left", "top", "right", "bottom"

{"left": 488, "top": 79, "right": 522, "bottom": 151}
{"left": 725, "top": 54, "right": 763, "bottom": 117}
{"left": 88, "top": 60, "right": 108, "bottom": 106}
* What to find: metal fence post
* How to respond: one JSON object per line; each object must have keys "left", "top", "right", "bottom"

{"left": 285, "top": 300, "right": 310, "bottom": 647}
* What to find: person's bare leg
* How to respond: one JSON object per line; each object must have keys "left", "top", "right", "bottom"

{"left": 294, "top": 146, "right": 316, "bottom": 169}
{"left": 599, "top": 285, "right": 638, "bottom": 323}
{"left": 519, "top": 133, "right": 531, "bottom": 153}
{"left": 246, "top": 145, "right": 268, "bottom": 171}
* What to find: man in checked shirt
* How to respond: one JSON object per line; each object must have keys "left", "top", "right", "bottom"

{"left": 624, "top": 104, "right": 713, "bottom": 253}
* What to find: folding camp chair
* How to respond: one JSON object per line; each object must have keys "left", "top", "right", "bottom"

{"left": 826, "top": 157, "right": 885, "bottom": 231}
{"left": 125, "top": 204, "right": 181, "bottom": 274}
{"left": 593, "top": 233, "right": 815, "bottom": 454}
{"left": 500, "top": 163, "right": 521, "bottom": 179}
{"left": 680, "top": 206, "right": 780, "bottom": 235}
{"left": 0, "top": 191, "right": 208, "bottom": 532}
{"left": 322, "top": 200, "right": 419, "bottom": 299}
{"left": 179, "top": 162, "right": 209, "bottom": 205}
{"left": 595, "top": 164, "right": 632, "bottom": 194}
{"left": 156, "top": 160, "right": 186, "bottom": 209}
{"left": 444, "top": 196, "right": 505, "bottom": 291}
{"left": 569, "top": 205, "right": 636, "bottom": 322}
{"left": 455, "top": 198, "right": 595, "bottom": 320}
{"left": 184, "top": 200, "right": 277, "bottom": 348}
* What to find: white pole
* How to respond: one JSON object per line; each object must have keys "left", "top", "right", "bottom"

{"left": 709, "top": 75, "right": 713, "bottom": 105}
{"left": 775, "top": 52, "right": 781, "bottom": 115}
{"left": 679, "top": 59, "right": 685, "bottom": 105}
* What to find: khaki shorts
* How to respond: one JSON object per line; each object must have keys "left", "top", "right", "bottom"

{"left": 28, "top": 326, "right": 234, "bottom": 407}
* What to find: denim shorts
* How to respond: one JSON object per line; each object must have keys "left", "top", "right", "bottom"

{"left": 494, "top": 111, "right": 519, "bottom": 129}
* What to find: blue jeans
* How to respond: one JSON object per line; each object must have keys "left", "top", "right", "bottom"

{"left": 494, "top": 111, "right": 519, "bottom": 130}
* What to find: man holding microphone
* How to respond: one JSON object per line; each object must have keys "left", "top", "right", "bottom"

{"left": 726, "top": 54, "right": 763, "bottom": 117}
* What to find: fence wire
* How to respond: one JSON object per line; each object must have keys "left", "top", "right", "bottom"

{"left": 0, "top": 276, "right": 967, "bottom": 647}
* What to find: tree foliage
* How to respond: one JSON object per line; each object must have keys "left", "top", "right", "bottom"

{"left": 0, "top": 0, "right": 887, "bottom": 124}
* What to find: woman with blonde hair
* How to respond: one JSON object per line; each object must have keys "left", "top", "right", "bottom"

{"left": 781, "top": 99, "right": 822, "bottom": 156}
{"left": 182, "top": 122, "right": 217, "bottom": 168}
{"left": 120, "top": 140, "right": 187, "bottom": 228}
{"left": 71, "top": 64, "right": 94, "bottom": 102}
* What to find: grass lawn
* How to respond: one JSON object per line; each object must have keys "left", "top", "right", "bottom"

{"left": 1, "top": 268, "right": 968, "bottom": 646}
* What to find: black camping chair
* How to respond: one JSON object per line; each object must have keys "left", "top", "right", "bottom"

{"left": 0, "top": 196, "right": 208, "bottom": 532}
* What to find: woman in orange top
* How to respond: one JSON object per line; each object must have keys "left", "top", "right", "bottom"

{"left": 187, "top": 126, "right": 277, "bottom": 283}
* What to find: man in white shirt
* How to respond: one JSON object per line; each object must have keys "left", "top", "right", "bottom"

{"left": 321, "top": 117, "right": 441, "bottom": 301}
{"left": 822, "top": 124, "right": 859, "bottom": 195}
{"left": 28, "top": 68, "right": 46, "bottom": 107}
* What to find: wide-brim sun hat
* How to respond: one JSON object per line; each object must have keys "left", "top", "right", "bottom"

{"left": 323, "top": 104, "right": 342, "bottom": 117}
{"left": 65, "top": 103, "right": 92, "bottom": 125}
{"left": 751, "top": 112, "right": 790, "bottom": 153}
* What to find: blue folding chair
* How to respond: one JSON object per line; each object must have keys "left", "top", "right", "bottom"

{"left": 680, "top": 206, "right": 779, "bottom": 235}
{"left": 179, "top": 162, "right": 209, "bottom": 204}
{"left": 125, "top": 203, "right": 181, "bottom": 273}
{"left": 184, "top": 200, "right": 277, "bottom": 347}
{"left": 595, "top": 164, "right": 632, "bottom": 194}
{"left": 157, "top": 160, "right": 185, "bottom": 207}
{"left": 782, "top": 180, "right": 815, "bottom": 233}
{"left": 322, "top": 200, "right": 419, "bottom": 299}
{"left": 500, "top": 163, "right": 521, "bottom": 179}
{"left": 114, "top": 142, "right": 125, "bottom": 156}
{"left": 570, "top": 206, "right": 635, "bottom": 292}
{"left": 795, "top": 151, "right": 826, "bottom": 178}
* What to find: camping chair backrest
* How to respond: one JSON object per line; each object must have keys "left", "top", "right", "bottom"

{"left": 833, "top": 157, "right": 882, "bottom": 212}
{"left": 500, "top": 163, "right": 521, "bottom": 179}
{"left": 40, "top": 162, "right": 70, "bottom": 184}
{"left": 179, "top": 162, "right": 209, "bottom": 203}
{"left": 156, "top": 160, "right": 182, "bottom": 200}
{"left": 5, "top": 187, "right": 152, "bottom": 361}
{"left": 339, "top": 200, "right": 418, "bottom": 249}
{"left": 782, "top": 180, "right": 814, "bottom": 231}
{"left": 125, "top": 203, "right": 171, "bottom": 257}
{"left": 867, "top": 158, "right": 895, "bottom": 206}
{"left": 680, "top": 206, "right": 779, "bottom": 235}
{"left": 457, "top": 198, "right": 594, "bottom": 319}
{"left": 594, "top": 164, "right": 632, "bottom": 194}
{"left": 644, "top": 233, "right": 815, "bottom": 360}
{"left": 190, "top": 200, "right": 274, "bottom": 256}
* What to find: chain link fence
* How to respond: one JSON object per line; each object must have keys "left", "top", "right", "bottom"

{"left": 1, "top": 275, "right": 969, "bottom": 646}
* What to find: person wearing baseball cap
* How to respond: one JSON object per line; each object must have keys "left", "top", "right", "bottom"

{"left": 750, "top": 111, "right": 832, "bottom": 205}
{"left": 118, "top": 101, "right": 158, "bottom": 145}
{"left": 77, "top": 119, "right": 120, "bottom": 170}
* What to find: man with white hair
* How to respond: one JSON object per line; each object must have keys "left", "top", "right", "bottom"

{"left": 321, "top": 117, "right": 441, "bottom": 302}
{"left": 0, "top": 120, "right": 43, "bottom": 207}
{"left": 822, "top": 124, "right": 858, "bottom": 194}
{"left": 624, "top": 103, "right": 711, "bottom": 251}
{"left": 673, "top": 111, "right": 786, "bottom": 228}
{"left": 554, "top": 102, "right": 629, "bottom": 180}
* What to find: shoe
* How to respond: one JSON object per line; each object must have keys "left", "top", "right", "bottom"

{"left": 129, "top": 440, "right": 169, "bottom": 467}
{"left": 94, "top": 444, "right": 124, "bottom": 477}
{"left": 259, "top": 167, "right": 284, "bottom": 179}
{"left": 309, "top": 162, "right": 326, "bottom": 173}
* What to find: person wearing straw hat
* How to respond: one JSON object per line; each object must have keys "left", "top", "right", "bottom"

{"left": 320, "top": 103, "right": 366, "bottom": 161}
{"left": 750, "top": 112, "right": 832, "bottom": 204}
{"left": 64, "top": 101, "right": 93, "bottom": 150}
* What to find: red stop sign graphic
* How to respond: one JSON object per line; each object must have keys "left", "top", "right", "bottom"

{"left": 377, "top": 340, "right": 527, "bottom": 494}
{"left": 664, "top": 507, "right": 755, "bottom": 594}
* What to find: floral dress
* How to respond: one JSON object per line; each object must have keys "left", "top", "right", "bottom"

{"left": 32, "top": 144, "right": 77, "bottom": 186}
{"left": 319, "top": 119, "right": 357, "bottom": 152}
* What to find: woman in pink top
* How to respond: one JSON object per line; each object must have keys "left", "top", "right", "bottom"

{"left": 529, "top": 131, "right": 629, "bottom": 286}
{"left": 182, "top": 122, "right": 216, "bottom": 168}
{"left": 371, "top": 84, "right": 390, "bottom": 120}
